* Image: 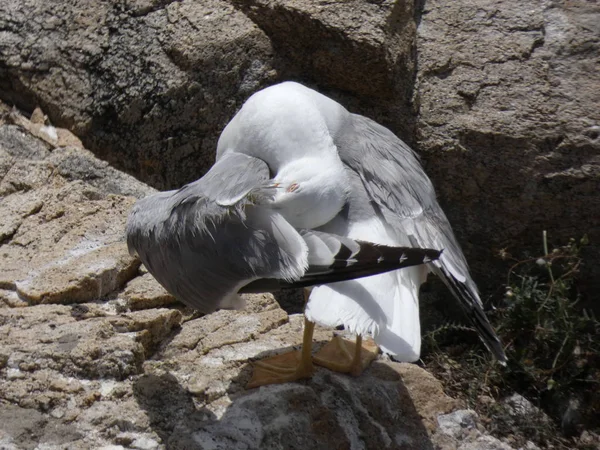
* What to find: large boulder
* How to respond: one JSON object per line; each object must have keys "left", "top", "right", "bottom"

{"left": 0, "top": 0, "right": 276, "bottom": 189}
{"left": 0, "top": 0, "right": 419, "bottom": 188}
{"left": 415, "top": 0, "right": 600, "bottom": 292}
{"left": 1, "top": 0, "right": 597, "bottom": 297}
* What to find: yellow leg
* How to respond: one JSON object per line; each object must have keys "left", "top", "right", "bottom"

{"left": 247, "top": 317, "right": 315, "bottom": 389}
{"left": 313, "top": 334, "right": 379, "bottom": 376}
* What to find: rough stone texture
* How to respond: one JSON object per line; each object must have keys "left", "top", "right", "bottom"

{"left": 1, "top": 0, "right": 599, "bottom": 447}
{"left": 1, "top": 304, "right": 181, "bottom": 380}
{"left": 138, "top": 310, "right": 461, "bottom": 450}
{"left": 0, "top": 121, "right": 149, "bottom": 305}
{"left": 0, "top": 0, "right": 421, "bottom": 191}
{"left": 1, "top": 0, "right": 597, "bottom": 302}
{"left": 122, "top": 273, "right": 179, "bottom": 311}
{"left": 415, "top": 0, "right": 600, "bottom": 294}
{"left": 0, "top": 116, "right": 523, "bottom": 450}
{"left": 232, "top": 0, "right": 418, "bottom": 135}
{"left": 0, "top": 0, "right": 277, "bottom": 190}
{"left": 433, "top": 410, "right": 516, "bottom": 450}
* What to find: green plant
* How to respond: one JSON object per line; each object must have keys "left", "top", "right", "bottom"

{"left": 423, "top": 232, "right": 599, "bottom": 449}
{"left": 500, "top": 232, "right": 598, "bottom": 398}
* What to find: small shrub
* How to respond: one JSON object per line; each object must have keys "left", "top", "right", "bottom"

{"left": 423, "top": 232, "right": 599, "bottom": 449}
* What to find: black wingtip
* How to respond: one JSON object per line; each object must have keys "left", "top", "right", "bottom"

{"left": 241, "top": 242, "right": 442, "bottom": 293}
{"left": 440, "top": 268, "right": 508, "bottom": 364}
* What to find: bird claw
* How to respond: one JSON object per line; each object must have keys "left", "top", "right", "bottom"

{"left": 247, "top": 350, "right": 314, "bottom": 389}
{"left": 313, "top": 335, "right": 379, "bottom": 376}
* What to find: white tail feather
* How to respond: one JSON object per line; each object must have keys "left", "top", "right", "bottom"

{"left": 305, "top": 264, "right": 427, "bottom": 360}
{"left": 374, "top": 266, "right": 424, "bottom": 361}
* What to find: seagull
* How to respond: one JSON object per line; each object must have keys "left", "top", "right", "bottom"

{"left": 126, "top": 81, "right": 506, "bottom": 387}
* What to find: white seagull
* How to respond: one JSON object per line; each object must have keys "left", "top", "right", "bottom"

{"left": 126, "top": 81, "right": 506, "bottom": 387}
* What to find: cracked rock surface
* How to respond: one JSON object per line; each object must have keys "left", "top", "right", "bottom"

{"left": 1, "top": 0, "right": 597, "bottom": 446}
{"left": 415, "top": 0, "right": 600, "bottom": 292}
{"left": 0, "top": 123, "right": 145, "bottom": 306}
{"left": 0, "top": 0, "right": 597, "bottom": 300}
{"left": 0, "top": 111, "right": 522, "bottom": 449}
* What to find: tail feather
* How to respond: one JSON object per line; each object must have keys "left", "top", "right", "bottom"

{"left": 373, "top": 267, "right": 423, "bottom": 361}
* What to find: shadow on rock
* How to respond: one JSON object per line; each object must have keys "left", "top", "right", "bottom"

{"left": 136, "top": 350, "right": 437, "bottom": 450}
{"left": 133, "top": 372, "right": 217, "bottom": 446}
{"left": 273, "top": 288, "right": 305, "bottom": 315}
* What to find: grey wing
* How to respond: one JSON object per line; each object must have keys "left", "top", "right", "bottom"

{"left": 336, "top": 113, "right": 506, "bottom": 363}
{"left": 126, "top": 152, "right": 307, "bottom": 313}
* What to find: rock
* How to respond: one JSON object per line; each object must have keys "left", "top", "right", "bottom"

{"left": 0, "top": 112, "right": 154, "bottom": 198}
{"left": 137, "top": 311, "right": 462, "bottom": 450}
{"left": 121, "top": 308, "right": 183, "bottom": 354}
{"left": 456, "top": 435, "right": 515, "bottom": 450}
{"left": 0, "top": 120, "right": 151, "bottom": 306}
{"left": 2, "top": 0, "right": 598, "bottom": 301}
{"left": 1, "top": 182, "right": 138, "bottom": 304}
{"left": 494, "top": 393, "right": 554, "bottom": 440}
{"left": 502, "top": 394, "right": 547, "bottom": 422}
{"left": 0, "top": 122, "right": 50, "bottom": 161}
{"left": 46, "top": 146, "right": 156, "bottom": 199}
{"left": 6, "top": 105, "right": 83, "bottom": 148}
{"left": 396, "top": 363, "right": 463, "bottom": 433}
{"left": 579, "top": 431, "right": 600, "bottom": 448}
{"left": 415, "top": 0, "right": 600, "bottom": 293}
{"left": 233, "top": 0, "right": 418, "bottom": 136}
{"left": 0, "top": 404, "right": 50, "bottom": 449}
{"left": 0, "top": 0, "right": 276, "bottom": 189}
{"left": 121, "top": 273, "right": 179, "bottom": 311}
{"left": 434, "top": 410, "right": 516, "bottom": 450}
{"left": 0, "top": 0, "right": 420, "bottom": 191}
{"left": 0, "top": 303, "right": 181, "bottom": 380}
{"left": 0, "top": 291, "right": 480, "bottom": 449}
{"left": 437, "top": 409, "right": 479, "bottom": 439}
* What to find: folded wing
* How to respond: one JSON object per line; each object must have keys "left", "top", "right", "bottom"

{"left": 336, "top": 113, "right": 506, "bottom": 363}
{"left": 126, "top": 152, "right": 309, "bottom": 313}
{"left": 241, "top": 230, "right": 441, "bottom": 292}
{"left": 127, "top": 150, "right": 442, "bottom": 316}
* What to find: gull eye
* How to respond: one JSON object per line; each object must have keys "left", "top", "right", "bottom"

{"left": 286, "top": 183, "right": 299, "bottom": 193}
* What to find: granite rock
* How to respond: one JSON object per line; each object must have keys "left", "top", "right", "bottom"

{"left": 1, "top": 0, "right": 597, "bottom": 301}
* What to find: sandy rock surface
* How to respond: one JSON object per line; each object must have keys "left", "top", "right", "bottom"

{"left": 0, "top": 113, "right": 521, "bottom": 449}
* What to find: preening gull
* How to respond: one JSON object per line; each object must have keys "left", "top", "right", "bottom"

{"left": 126, "top": 81, "right": 506, "bottom": 387}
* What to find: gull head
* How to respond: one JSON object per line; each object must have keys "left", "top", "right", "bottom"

{"left": 268, "top": 156, "right": 350, "bottom": 229}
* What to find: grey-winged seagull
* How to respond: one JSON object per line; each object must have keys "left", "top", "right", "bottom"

{"left": 126, "top": 81, "right": 506, "bottom": 387}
